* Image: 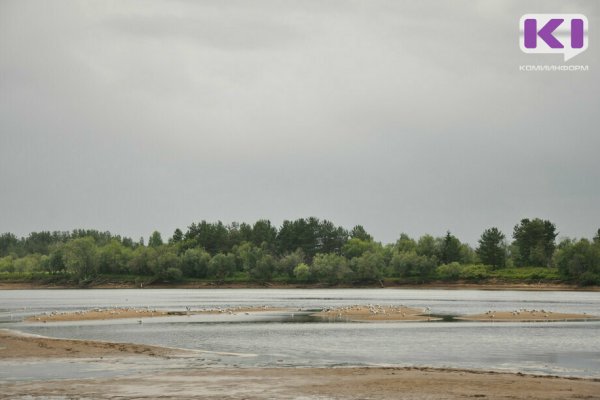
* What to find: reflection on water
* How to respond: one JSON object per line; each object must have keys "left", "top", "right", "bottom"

{"left": 1, "top": 288, "right": 599, "bottom": 379}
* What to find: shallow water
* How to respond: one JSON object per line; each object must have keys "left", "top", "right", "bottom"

{"left": 1, "top": 288, "right": 599, "bottom": 379}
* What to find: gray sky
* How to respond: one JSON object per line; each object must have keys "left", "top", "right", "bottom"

{"left": 1, "top": 0, "right": 599, "bottom": 245}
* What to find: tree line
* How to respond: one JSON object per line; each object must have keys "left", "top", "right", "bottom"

{"left": 1, "top": 218, "right": 599, "bottom": 285}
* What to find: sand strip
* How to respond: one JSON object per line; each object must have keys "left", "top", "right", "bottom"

{"left": 1, "top": 366, "right": 599, "bottom": 399}
{"left": 25, "top": 306, "right": 289, "bottom": 322}
{"left": 0, "top": 329, "right": 186, "bottom": 359}
{"left": 458, "top": 310, "right": 599, "bottom": 322}
{"left": 312, "top": 305, "right": 439, "bottom": 321}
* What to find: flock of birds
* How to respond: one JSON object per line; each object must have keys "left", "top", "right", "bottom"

{"left": 321, "top": 304, "right": 428, "bottom": 318}
{"left": 484, "top": 309, "right": 556, "bottom": 319}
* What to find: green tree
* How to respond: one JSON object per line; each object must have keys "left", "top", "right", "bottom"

{"left": 395, "top": 233, "right": 417, "bottom": 253}
{"left": 128, "top": 246, "right": 157, "bottom": 276}
{"left": 389, "top": 251, "right": 436, "bottom": 279}
{"left": 0, "top": 233, "right": 19, "bottom": 257}
{"left": 512, "top": 218, "right": 557, "bottom": 267}
{"left": 250, "top": 253, "right": 277, "bottom": 281}
{"left": 350, "top": 225, "right": 372, "bottom": 241}
{"left": 350, "top": 250, "right": 385, "bottom": 282}
{"left": 251, "top": 220, "right": 277, "bottom": 248}
{"left": 416, "top": 235, "right": 437, "bottom": 258}
{"left": 277, "top": 249, "right": 305, "bottom": 278}
{"left": 185, "top": 221, "right": 229, "bottom": 255}
{"left": 148, "top": 231, "right": 164, "bottom": 248}
{"left": 63, "top": 237, "right": 98, "bottom": 279}
{"left": 207, "top": 253, "right": 237, "bottom": 279}
{"left": 13, "top": 254, "right": 44, "bottom": 273}
{"left": 0, "top": 256, "right": 15, "bottom": 272}
{"left": 477, "top": 227, "right": 507, "bottom": 269}
{"left": 437, "top": 262, "right": 461, "bottom": 281}
{"left": 170, "top": 228, "right": 184, "bottom": 244}
{"left": 459, "top": 243, "right": 477, "bottom": 264}
{"left": 310, "top": 253, "right": 353, "bottom": 284}
{"left": 439, "top": 231, "right": 461, "bottom": 264}
{"left": 46, "top": 244, "right": 66, "bottom": 274}
{"left": 317, "top": 220, "right": 348, "bottom": 254}
{"left": 341, "top": 238, "right": 379, "bottom": 259}
{"left": 293, "top": 263, "right": 311, "bottom": 282}
{"left": 152, "top": 247, "right": 181, "bottom": 280}
{"left": 181, "top": 248, "right": 211, "bottom": 278}
{"left": 97, "top": 240, "right": 131, "bottom": 274}
{"left": 554, "top": 238, "right": 600, "bottom": 284}
{"left": 234, "top": 242, "right": 261, "bottom": 274}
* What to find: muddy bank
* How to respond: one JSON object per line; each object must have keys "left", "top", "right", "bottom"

{"left": 1, "top": 366, "right": 599, "bottom": 399}
{"left": 2, "top": 329, "right": 599, "bottom": 399}
{"left": 0, "top": 329, "right": 185, "bottom": 359}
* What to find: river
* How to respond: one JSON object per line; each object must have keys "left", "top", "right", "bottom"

{"left": 1, "top": 288, "right": 599, "bottom": 379}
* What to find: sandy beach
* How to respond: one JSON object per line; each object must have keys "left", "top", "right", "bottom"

{"left": 25, "top": 306, "right": 289, "bottom": 322}
{"left": 458, "top": 309, "right": 599, "bottom": 322}
{"left": 23, "top": 305, "right": 599, "bottom": 323}
{"left": 2, "top": 330, "right": 600, "bottom": 399}
{"left": 0, "top": 329, "right": 184, "bottom": 359}
{"left": 312, "top": 305, "right": 438, "bottom": 321}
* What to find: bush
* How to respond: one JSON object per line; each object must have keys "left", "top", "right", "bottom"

{"left": 437, "top": 262, "right": 461, "bottom": 281}
{"left": 293, "top": 263, "right": 311, "bottom": 282}
{"left": 458, "top": 264, "right": 490, "bottom": 282}
{"left": 577, "top": 271, "right": 600, "bottom": 286}
{"left": 164, "top": 267, "right": 183, "bottom": 282}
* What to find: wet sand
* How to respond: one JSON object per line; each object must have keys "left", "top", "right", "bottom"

{"left": 1, "top": 330, "right": 599, "bottom": 399}
{"left": 0, "top": 329, "right": 183, "bottom": 358}
{"left": 313, "top": 305, "right": 438, "bottom": 321}
{"left": 458, "top": 310, "right": 599, "bottom": 322}
{"left": 25, "top": 306, "right": 289, "bottom": 322}
{"left": 2, "top": 366, "right": 599, "bottom": 399}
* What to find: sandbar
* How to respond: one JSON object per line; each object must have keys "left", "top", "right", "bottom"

{"left": 312, "top": 305, "right": 439, "bottom": 321}
{"left": 25, "top": 306, "right": 289, "bottom": 322}
{"left": 458, "top": 309, "right": 599, "bottom": 322}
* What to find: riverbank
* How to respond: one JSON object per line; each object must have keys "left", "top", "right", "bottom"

{"left": 2, "top": 365, "right": 599, "bottom": 399}
{"left": 0, "top": 329, "right": 184, "bottom": 359}
{"left": 2, "top": 330, "right": 599, "bottom": 399}
{"left": 1, "top": 280, "right": 597, "bottom": 291}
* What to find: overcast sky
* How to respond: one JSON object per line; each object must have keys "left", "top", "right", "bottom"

{"left": 1, "top": 0, "right": 598, "bottom": 245}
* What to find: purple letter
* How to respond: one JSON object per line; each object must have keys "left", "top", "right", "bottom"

{"left": 524, "top": 18, "right": 564, "bottom": 49}
{"left": 571, "top": 19, "right": 584, "bottom": 48}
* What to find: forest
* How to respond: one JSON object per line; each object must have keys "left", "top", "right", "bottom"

{"left": 1, "top": 218, "right": 599, "bottom": 286}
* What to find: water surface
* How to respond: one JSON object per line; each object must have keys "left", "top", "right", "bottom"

{"left": 1, "top": 288, "right": 599, "bottom": 380}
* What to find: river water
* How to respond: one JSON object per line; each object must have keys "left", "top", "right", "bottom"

{"left": 1, "top": 288, "right": 599, "bottom": 379}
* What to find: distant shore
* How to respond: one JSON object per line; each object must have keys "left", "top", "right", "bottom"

{"left": 0, "top": 280, "right": 598, "bottom": 291}
{"left": 1, "top": 329, "right": 599, "bottom": 399}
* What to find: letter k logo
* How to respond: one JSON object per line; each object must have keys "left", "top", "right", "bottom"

{"left": 524, "top": 18, "right": 564, "bottom": 48}
{"left": 520, "top": 14, "right": 588, "bottom": 61}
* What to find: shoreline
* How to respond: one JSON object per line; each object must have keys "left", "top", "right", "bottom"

{"left": 0, "top": 328, "right": 186, "bottom": 359}
{"left": 2, "top": 329, "right": 599, "bottom": 399}
{"left": 24, "top": 306, "right": 290, "bottom": 322}
{"left": 1, "top": 281, "right": 597, "bottom": 291}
